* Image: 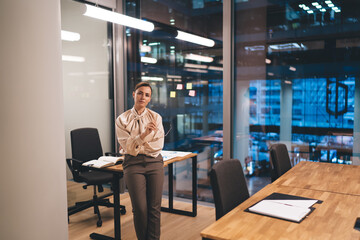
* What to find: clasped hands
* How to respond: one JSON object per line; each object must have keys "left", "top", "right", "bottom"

{"left": 140, "top": 121, "right": 157, "bottom": 140}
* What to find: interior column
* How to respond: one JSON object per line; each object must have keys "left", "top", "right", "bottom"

{"left": 0, "top": 0, "right": 68, "bottom": 239}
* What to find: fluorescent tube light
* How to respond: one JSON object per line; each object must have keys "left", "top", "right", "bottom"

{"left": 141, "top": 57, "right": 157, "bottom": 64}
{"left": 61, "top": 30, "right": 80, "bottom": 41}
{"left": 244, "top": 45, "right": 265, "bottom": 51}
{"left": 62, "top": 55, "right": 85, "bottom": 62}
{"left": 140, "top": 45, "right": 151, "bottom": 52}
{"left": 208, "top": 66, "right": 223, "bottom": 71}
{"left": 141, "top": 76, "right": 163, "bottom": 81}
{"left": 185, "top": 53, "right": 213, "bottom": 62}
{"left": 83, "top": 4, "right": 154, "bottom": 32}
{"left": 176, "top": 30, "right": 215, "bottom": 47}
{"left": 166, "top": 74, "right": 182, "bottom": 79}
{"left": 269, "top": 43, "right": 303, "bottom": 50}
{"left": 184, "top": 63, "right": 208, "bottom": 69}
{"left": 184, "top": 68, "right": 208, "bottom": 73}
{"left": 87, "top": 71, "right": 109, "bottom": 76}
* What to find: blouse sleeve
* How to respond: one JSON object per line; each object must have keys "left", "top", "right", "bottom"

{"left": 143, "top": 114, "right": 164, "bottom": 154}
{"left": 115, "top": 115, "right": 144, "bottom": 156}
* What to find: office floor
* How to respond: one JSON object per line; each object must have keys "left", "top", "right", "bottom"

{"left": 67, "top": 176, "right": 270, "bottom": 240}
{"left": 67, "top": 157, "right": 271, "bottom": 239}
{"left": 67, "top": 181, "right": 215, "bottom": 240}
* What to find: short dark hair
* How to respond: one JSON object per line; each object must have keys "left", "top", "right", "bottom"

{"left": 134, "top": 82, "right": 152, "bottom": 93}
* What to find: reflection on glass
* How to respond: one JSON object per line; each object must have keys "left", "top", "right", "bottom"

{"left": 125, "top": 0, "right": 223, "bottom": 202}
{"left": 61, "top": 0, "right": 114, "bottom": 206}
{"left": 234, "top": 0, "right": 360, "bottom": 183}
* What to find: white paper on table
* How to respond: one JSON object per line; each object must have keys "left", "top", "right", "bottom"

{"left": 248, "top": 199, "right": 312, "bottom": 222}
{"left": 161, "top": 150, "right": 192, "bottom": 161}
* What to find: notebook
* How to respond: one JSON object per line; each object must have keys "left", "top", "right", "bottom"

{"left": 82, "top": 156, "right": 124, "bottom": 168}
{"left": 246, "top": 192, "right": 322, "bottom": 223}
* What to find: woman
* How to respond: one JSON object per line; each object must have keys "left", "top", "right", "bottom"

{"left": 115, "top": 82, "right": 164, "bottom": 240}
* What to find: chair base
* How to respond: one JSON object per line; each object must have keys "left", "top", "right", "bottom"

{"left": 68, "top": 192, "right": 126, "bottom": 227}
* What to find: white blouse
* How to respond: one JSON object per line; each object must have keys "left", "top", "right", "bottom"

{"left": 115, "top": 107, "right": 164, "bottom": 157}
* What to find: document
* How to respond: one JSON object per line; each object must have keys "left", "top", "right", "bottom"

{"left": 248, "top": 200, "right": 312, "bottom": 222}
{"left": 246, "top": 192, "right": 320, "bottom": 223}
{"left": 82, "top": 156, "right": 124, "bottom": 168}
{"left": 161, "top": 150, "right": 192, "bottom": 161}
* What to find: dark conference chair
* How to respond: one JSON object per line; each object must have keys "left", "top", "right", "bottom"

{"left": 67, "top": 128, "right": 126, "bottom": 227}
{"left": 269, "top": 143, "right": 292, "bottom": 182}
{"left": 210, "top": 159, "right": 250, "bottom": 220}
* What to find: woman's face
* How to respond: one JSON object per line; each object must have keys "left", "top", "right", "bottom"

{"left": 133, "top": 86, "right": 152, "bottom": 110}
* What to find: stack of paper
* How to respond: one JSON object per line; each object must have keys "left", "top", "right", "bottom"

{"left": 247, "top": 193, "right": 319, "bottom": 223}
{"left": 82, "top": 156, "right": 124, "bottom": 168}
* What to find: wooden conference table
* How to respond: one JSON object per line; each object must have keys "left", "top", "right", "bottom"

{"left": 273, "top": 161, "right": 360, "bottom": 196}
{"left": 201, "top": 161, "right": 360, "bottom": 240}
{"left": 88, "top": 152, "right": 197, "bottom": 240}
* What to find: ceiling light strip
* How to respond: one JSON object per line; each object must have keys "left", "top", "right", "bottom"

{"left": 83, "top": 4, "right": 154, "bottom": 32}
{"left": 176, "top": 30, "right": 215, "bottom": 47}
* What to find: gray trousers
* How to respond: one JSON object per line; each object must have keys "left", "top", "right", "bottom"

{"left": 124, "top": 156, "right": 164, "bottom": 240}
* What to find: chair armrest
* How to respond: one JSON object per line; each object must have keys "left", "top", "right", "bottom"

{"left": 66, "top": 158, "right": 83, "bottom": 165}
{"left": 66, "top": 158, "right": 85, "bottom": 182}
{"left": 105, "top": 152, "right": 122, "bottom": 157}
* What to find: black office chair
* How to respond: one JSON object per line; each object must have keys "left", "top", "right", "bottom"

{"left": 269, "top": 143, "right": 292, "bottom": 182}
{"left": 66, "top": 128, "right": 126, "bottom": 227}
{"left": 210, "top": 159, "right": 250, "bottom": 220}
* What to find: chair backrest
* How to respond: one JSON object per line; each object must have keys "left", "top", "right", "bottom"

{"left": 269, "top": 143, "right": 292, "bottom": 181}
{"left": 70, "top": 128, "right": 104, "bottom": 169}
{"left": 210, "top": 159, "right": 250, "bottom": 220}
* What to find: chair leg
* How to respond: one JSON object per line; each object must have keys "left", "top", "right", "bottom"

{"left": 93, "top": 186, "right": 102, "bottom": 227}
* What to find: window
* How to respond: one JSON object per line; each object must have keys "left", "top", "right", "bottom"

{"left": 125, "top": 0, "right": 223, "bottom": 202}
{"left": 234, "top": 0, "right": 360, "bottom": 177}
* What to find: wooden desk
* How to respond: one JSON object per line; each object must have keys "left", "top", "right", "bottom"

{"left": 273, "top": 161, "right": 360, "bottom": 196}
{"left": 86, "top": 166, "right": 123, "bottom": 240}
{"left": 89, "top": 152, "right": 197, "bottom": 240}
{"left": 201, "top": 184, "right": 360, "bottom": 240}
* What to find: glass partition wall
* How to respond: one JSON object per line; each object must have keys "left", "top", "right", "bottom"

{"left": 61, "top": 0, "right": 115, "bottom": 205}
{"left": 62, "top": 0, "right": 360, "bottom": 205}
{"left": 125, "top": 0, "right": 223, "bottom": 202}
{"left": 233, "top": 0, "right": 360, "bottom": 183}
